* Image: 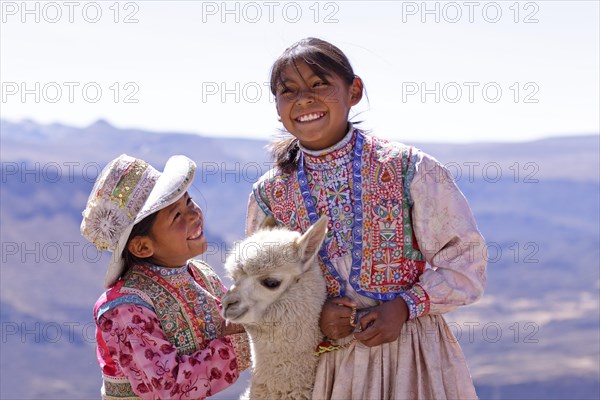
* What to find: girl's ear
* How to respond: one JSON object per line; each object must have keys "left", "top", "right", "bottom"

{"left": 127, "top": 236, "right": 154, "bottom": 259}
{"left": 349, "top": 76, "right": 363, "bottom": 106}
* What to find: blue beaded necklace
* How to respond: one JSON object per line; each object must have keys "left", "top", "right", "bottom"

{"left": 296, "top": 129, "right": 365, "bottom": 297}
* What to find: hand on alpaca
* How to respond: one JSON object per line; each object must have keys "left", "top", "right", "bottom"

{"left": 222, "top": 321, "right": 246, "bottom": 336}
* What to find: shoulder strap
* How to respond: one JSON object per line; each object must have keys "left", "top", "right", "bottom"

{"left": 95, "top": 290, "right": 155, "bottom": 322}
{"left": 188, "top": 259, "right": 225, "bottom": 298}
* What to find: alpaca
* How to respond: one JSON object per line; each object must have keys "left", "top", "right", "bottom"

{"left": 222, "top": 215, "right": 328, "bottom": 400}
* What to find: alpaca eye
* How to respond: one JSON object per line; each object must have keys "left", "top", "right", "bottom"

{"left": 260, "top": 278, "right": 281, "bottom": 289}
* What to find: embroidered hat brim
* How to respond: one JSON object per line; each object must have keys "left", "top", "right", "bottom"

{"left": 103, "top": 155, "right": 196, "bottom": 288}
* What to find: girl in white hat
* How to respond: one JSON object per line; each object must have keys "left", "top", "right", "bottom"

{"left": 81, "top": 154, "right": 250, "bottom": 399}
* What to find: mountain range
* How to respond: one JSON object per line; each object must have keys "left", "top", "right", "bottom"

{"left": 1, "top": 119, "right": 598, "bottom": 399}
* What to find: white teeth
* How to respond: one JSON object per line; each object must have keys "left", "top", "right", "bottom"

{"left": 297, "top": 112, "right": 324, "bottom": 122}
{"left": 188, "top": 227, "right": 202, "bottom": 240}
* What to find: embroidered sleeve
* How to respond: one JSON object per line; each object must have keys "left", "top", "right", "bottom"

{"left": 228, "top": 332, "right": 252, "bottom": 372}
{"left": 407, "top": 152, "right": 487, "bottom": 317}
{"left": 246, "top": 192, "right": 269, "bottom": 237}
{"left": 397, "top": 284, "right": 430, "bottom": 320}
{"left": 98, "top": 304, "right": 241, "bottom": 399}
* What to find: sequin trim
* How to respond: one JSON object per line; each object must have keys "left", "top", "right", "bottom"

{"left": 112, "top": 159, "right": 151, "bottom": 208}
{"left": 82, "top": 156, "right": 160, "bottom": 251}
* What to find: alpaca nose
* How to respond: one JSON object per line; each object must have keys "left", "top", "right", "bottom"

{"left": 221, "top": 294, "right": 243, "bottom": 320}
{"left": 222, "top": 293, "right": 239, "bottom": 310}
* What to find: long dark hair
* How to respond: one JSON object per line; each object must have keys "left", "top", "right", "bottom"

{"left": 120, "top": 211, "right": 159, "bottom": 275}
{"left": 269, "top": 37, "right": 362, "bottom": 173}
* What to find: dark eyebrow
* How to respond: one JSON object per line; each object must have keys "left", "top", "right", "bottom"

{"left": 279, "top": 70, "right": 323, "bottom": 86}
{"left": 278, "top": 77, "right": 299, "bottom": 86}
{"left": 167, "top": 202, "right": 179, "bottom": 219}
{"left": 167, "top": 193, "right": 189, "bottom": 218}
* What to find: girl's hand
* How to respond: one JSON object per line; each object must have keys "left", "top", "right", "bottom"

{"left": 319, "top": 297, "right": 357, "bottom": 339}
{"left": 354, "top": 297, "right": 409, "bottom": 347}
{"left": 222, "top": 321, "right": 246, "bottom": 336}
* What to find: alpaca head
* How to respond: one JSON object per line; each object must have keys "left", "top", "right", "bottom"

{"left": 222, "top": 215, "right": 328, "bottom": 325}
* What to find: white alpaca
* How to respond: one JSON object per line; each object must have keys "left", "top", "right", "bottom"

{"left": 222, "top": 216, "right": 328, "bottom": 400}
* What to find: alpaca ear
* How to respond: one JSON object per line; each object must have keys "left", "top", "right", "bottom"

{"left": 259, "top": 215, "right": 278, "bottom": 230}
{"left": 296, "top": 215, "right": 328, "bottom": 271}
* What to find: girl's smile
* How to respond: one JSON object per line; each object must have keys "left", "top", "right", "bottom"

{"left": 128, "top": 192, "right": 208, "bottom": 268}
{"left": 152, "top": 193, "right": 207, "bottom": 267}
{"left": 295, "top": 111, "right": 327, "bottom": 123}
{"left": 275, "top": 61, "right": 362, "bottom": 150}
{"left": 187, "top": 223, "right": 203, "bottom": 240}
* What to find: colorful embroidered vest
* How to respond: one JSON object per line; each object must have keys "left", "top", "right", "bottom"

{"left": 253, "top": 130, "right": 426, "bottom": 300}
{"left": 94, "top": 260, "right": 224, "bottom": 399}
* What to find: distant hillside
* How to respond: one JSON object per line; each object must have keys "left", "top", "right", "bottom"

{"left": 1, "top": 119, "right": 598, "bottom": 399}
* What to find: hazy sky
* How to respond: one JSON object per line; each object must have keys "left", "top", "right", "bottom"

{"left": 1, "top": 0, "right": 598, "bottom": 142}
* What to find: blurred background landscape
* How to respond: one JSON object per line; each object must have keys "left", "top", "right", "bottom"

{"left": 2, "top": 0, "right": 598, "bottom": 398}
{"left": 1, "top": 118, "right": 598, "bottom": 399}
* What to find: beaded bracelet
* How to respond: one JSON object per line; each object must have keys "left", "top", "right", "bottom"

{"left": 314, "top": 338, "right": 357, "bottom": 356}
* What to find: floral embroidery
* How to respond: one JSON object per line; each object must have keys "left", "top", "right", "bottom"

{"left": 254, "top": 130, "right": 426, "bottom": 300}
{"left": 82, "top": 199, "right": 132, "bottom": 251}
{"left": 121, "top": 262, "right": 219, "bottom": 355}
{"left": 103, "top": 375, "right": 137, "bottom": 398}
{"left": 94, "top": 260, "right": 247, "bottom": 399}
{"left": 81, "top": 157, "right": 159, "bottom": 252}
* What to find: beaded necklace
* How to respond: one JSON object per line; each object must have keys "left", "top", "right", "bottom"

{"left": 297, "top": 129, "right": 365, "bottom": 298}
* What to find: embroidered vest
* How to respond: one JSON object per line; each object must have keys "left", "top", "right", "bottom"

{"left": 253, "top": 131, "right": 426, "bottom": 300}
{"left": 94, "top": 260, "right": 223, "bottom": 399}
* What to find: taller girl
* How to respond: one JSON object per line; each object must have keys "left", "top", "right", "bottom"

{"left": 247, "top": 37, "right": 487, "bottom": 399}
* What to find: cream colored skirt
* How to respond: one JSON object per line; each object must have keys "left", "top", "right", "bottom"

{"left": 312, "top": 314, "right": 478, "bottom": 400}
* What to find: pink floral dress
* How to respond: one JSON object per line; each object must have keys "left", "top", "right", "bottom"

{"left": 94, "top": 260, "right": 250, "bottom": 399}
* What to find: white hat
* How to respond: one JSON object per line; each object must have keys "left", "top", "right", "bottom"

{"left": 81, "top": 154, "right": 196, "bottom": 287}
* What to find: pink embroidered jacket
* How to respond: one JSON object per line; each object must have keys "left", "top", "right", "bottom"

{"left": 93, "top": 260, "right": 250, "bottom": 400}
